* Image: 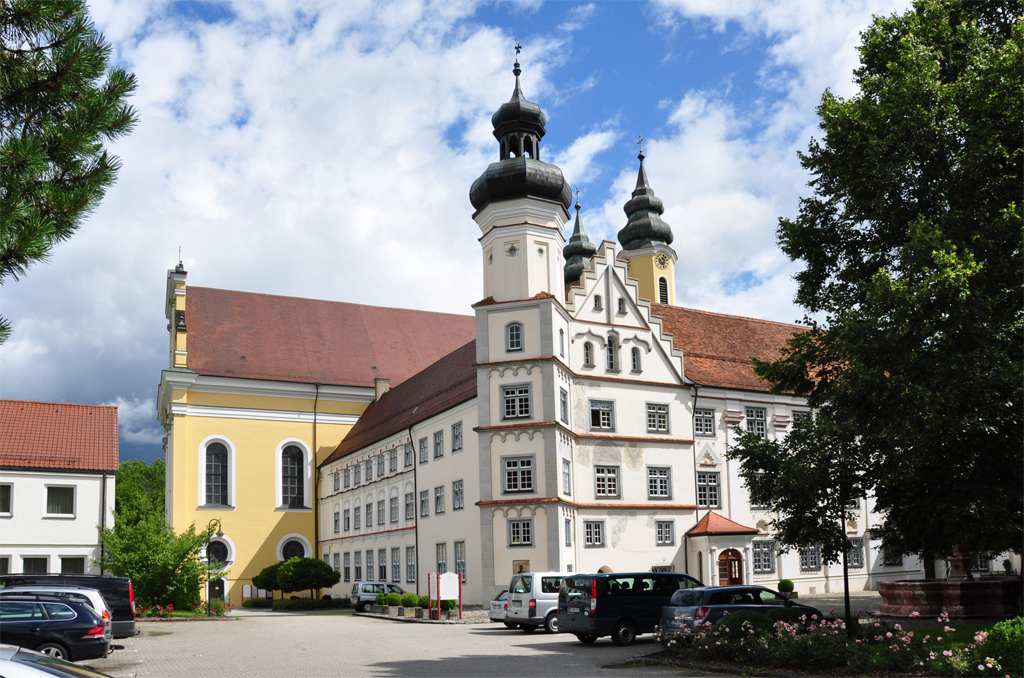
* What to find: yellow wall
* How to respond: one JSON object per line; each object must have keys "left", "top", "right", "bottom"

{"left": 627, "top": 254, "right": 675, "bottom": 305}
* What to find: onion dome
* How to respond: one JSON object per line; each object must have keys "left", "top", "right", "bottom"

{"left": 563, "top": 196, "right": 597, "bottom": 286}
{"left": 617, "top": 149, "right": 674, "bottom": 250}
{"left": 469, "top": 59, "right": 571, "bottom": 213}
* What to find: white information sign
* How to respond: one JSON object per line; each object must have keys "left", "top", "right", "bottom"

{"left": 428, "top": 572, "right": 461, "bottom": 600}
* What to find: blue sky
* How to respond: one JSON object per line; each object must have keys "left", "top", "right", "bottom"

{"left": 1, "top": 0, "right": 909, "bottom": 462}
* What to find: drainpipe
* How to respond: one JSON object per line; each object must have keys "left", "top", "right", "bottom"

{"left": 312, "top": 384, "right": 321, "bottom": 574}
{"left": 688, "top": 382, "right": 701, "bottom": 577}
{"left": 408, "top": 426, "right": 419, "bottom": 597}
{"left": 100, "top": 472, "right": 107, "bottom": 575}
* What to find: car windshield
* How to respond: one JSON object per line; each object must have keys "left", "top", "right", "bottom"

{"left": 669, "top": 589, "right": 702, "bottom": 606}
{"left": 13, "top": 648, "right": 112, "bottom": 677}
{"left": 493, "top": 591, "right": 507, "bottom": 602}
{"left": 512, "top": 576, "right": 531, "bottom": 594}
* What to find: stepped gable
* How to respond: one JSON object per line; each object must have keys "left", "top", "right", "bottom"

{"left": 321, "top": 340, "right": 477, "bottom": 465}
{"left": 687, "top": 511, "right": 759, "bottom": 536}
{"left": 1, "top": 400, "right": 119, "bottom": 472}
{"left": 651, "top": 303, "right": 806, "bottom": 392}
{"left": 186, "top": 287, "right": 476, "bottom": 387}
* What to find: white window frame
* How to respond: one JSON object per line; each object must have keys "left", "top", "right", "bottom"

{"left": 433, "top": 431, "right": 444, "bottom": 458}
{"left": 392, "top": 548, "right": 401, "bottom": 582}
{"left": 559, "top": 388, "right": 569, "bottom": 424}
{"left": 753, "top": 540, "right": 776, "bottom": 573}
{"left": 436, "top": 543, "right": 447, "bottom": 574}
{"left": 344, "top": 468, "right": 351, "bottom": 488}
{"left": 405, "top": 492, "right": 414, "bottom": 520}
{"left": 452, "top": 479, "right": 464, "bottom": 510}
{"left": 617, "top": 298, "right": 625, "bottom": 314}
{"left": 847, "top": 537, "right": 865, "bottom": 568}
{"left": 646, "top": 403, "right": 669, "bottom": 433}
{"left": 275, "top": 533, "right": 311, "bottom": 561}
{"left": 745, "top": 407, "right": 767, "bottom": 438}
{"left": 559, "top": 329, "right": 565, "bottom": 357}
{"left": 694, "top": 408, "right": 715, "bottom": 437}
{"left": 502, "top": 456, "right": 535, "bottom": 493}
{"left": 419, "top": 490, "right": 429, "bottom": 517}
{"left": 390, "top": 496, "right": 398, "bottom": 523}
{"left": 564, "top": 518, "right": 572, "bottom": 546}
{"left": 562, "top": 459, "right": 572, "bottom": 496}
{"left": 697, "top": 471, "right": 720, "bottom": 508}
{"left": 343, "top": 508, "right": 351, "bottom": 531}
{"left": 502, "top": 384, "right": 531, "bottom": 420}
{"left": 419, "top": 438, "right": 428, "bottom": 464}
{"left": 452, "top": 422, "right": 463, "bottom": 451}
{"left": 594, "top": 466, "right": 620, "bottom": 498}
{"left": 655, "top": 520, "right": 674, "bottom": 545}
{"left": 647, "top": 467, "right": 671, "bottom": 499}
{"left": 506, "top": 322, "right": 524, "bottom": 352}
{"left": 406, "top": 546, "right": 416, "bottom": 582}
{"left": 605, "top": 338, "right": 618, "bottom": 370}
{"left": 583, "top": 342, "right": 593, "bottom": 366}
{"left": 343, "top": 552, "right": 351, "bottom": 581}
{"left": 389, "top": 449, "right": 398, "bottom": 472}
{"left": 434, "top": 486, "right": 445, "bottom": 514}
{"left": 589, "top": 400, "right": 615, "bottom": 431}
{"left": 631, "top": 347, "right": 641, "bottom": 372}
{"left": 0, "top": 483, "right": 11, "bottom": 517}
{"left": 377, "top": 499, "right": 385, "bottom": 525}
{"left": 799, "top": 544, "right": 822, "bottom": 572}
{"left": 404, "top": 442, "right": 414, "bottom": 467}
{"left": 377, "top": 453, "right": 385, "bottom": 477}
{"left": 43, "top": 485, "right": 76, "bottom": 518}
{"left": 593, "top": 295, "right": 602, "bottom": 311}
{"left": 198, "top": 435, "right": 236, "bottom": 509}
{"left": 353, "top": 506, "right": 361, "bottom": 529}
{"left": 454, "top": 541, "right": 466, "bottom": 582}
{"left": 333, "top": 471, "right": 340, "bottom": 492}
{"left": 508, "top": 519, "right": 533, "bottom": 546}
{"left": 274, "top": 439, "right": 312, "bottom": 512}
{"left": 333, "top": 510, "right": 340, "bottom": 534}
{"left": 584, "top": 521, "right": 604, "bottom": 547}
{"left": 354, "top": 552, "right": 362, "bottom": 581}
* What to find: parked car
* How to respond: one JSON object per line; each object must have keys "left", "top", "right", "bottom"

{"left": 349, "top": 581, "right": 406, "bottom": 612}
{"left": 659, "top": 585, "right": 823, "bottom": 638}
{"left": 0, "top": 596, "right": 110, "bottom": 662}
{"left": 506, "top": 572, "right": 564, "bottom": 633}
{"left": 488, "top": 591, "right": 512, "bottom": 627}
{"left": 0, "top": 574, "right": 137, "bottom": 639}
{"left": 558, "top": 571, "right": 703, "bottom": 646}
{"left": 0, "top": 643, "right": 114, "bottom": 678}
{"left": 0, "top": 586, "right": 113, "bottom": 641}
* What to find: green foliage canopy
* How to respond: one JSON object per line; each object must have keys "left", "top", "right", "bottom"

{"left": 251, "top": 562, "right": 281, "bottom": 593}
{"left": 276, "top": 557, "right": 340, "bottom": 597}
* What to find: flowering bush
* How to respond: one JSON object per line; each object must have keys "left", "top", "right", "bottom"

{"left": 208, "top": 597, "right": 234, "bottom": 616}
{"left": 137, "top": 603, "right": 174, "bottom": 618}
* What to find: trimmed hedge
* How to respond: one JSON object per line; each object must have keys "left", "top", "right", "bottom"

{"left": 777, "top": 579, "right": 794, "bottom": 593}
{"left": 987, "top": 617, "right": 1023, "bottom": 677}
{"left": 384, "top": 592, "right": 402, "bottom": 606}
{"left": 272, "top": 597, "right": 352, "bottom": 611}
{"left": 400, "top": 593, "right": 418, "bottom": 607}
{"left": 242, "top": 598, "right": 273, "bottom": 608}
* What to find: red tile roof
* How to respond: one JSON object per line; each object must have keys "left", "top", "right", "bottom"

{"left": 651, "top": 304, "right": 806, "bottom": 392}
{"left": 0, "top": 400, "right": 119, "bottom": 472}
{"left": 687, "top": 511, "right": 759, "bottom": 536}
{"left": 186, "top": 287, "right": 476, "bottom": 387}
{"left": 321, "top": 340, "right": 477, "bottom": 466}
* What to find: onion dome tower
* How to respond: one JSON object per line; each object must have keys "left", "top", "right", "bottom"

{"left": 563, "top": 194, "right": 597, "bottom": 287}
{"left": 616, "top": 146, "right": 678, "bottom": 305}
{"left": 470, "top": 56, "right": 572, "bottom": 303}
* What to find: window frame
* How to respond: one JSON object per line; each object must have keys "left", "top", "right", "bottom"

{"left": 354, "top": 463, "right": 361, "bottom": 485}
{"left": 389, "top": 449, "right": 398, "bottom": 472}
{"left": 354, "top": 552, "right": 362, "bottom": 581}
{"left": 452, "top": 422, "right": 463, "bottom": 452}
{"left": 501, "top": 455, "right": 536, "bottom": 494}
{"left": 583, "top": 520, "right": 605, "bottom": 547}
{"left": 452, "top": 479, "right": 464, "bottom": 510}
{"left": 501, "top": 383, "right": 531, "bottom": 420}
{"left": 434, "top": 486, "right": 445, "bottom": 514}
{"left": 559, "top": 388, "right": 569, "bottom": 424}
{"left": 344, "top": 468, "right": 351, "bottom": 488}
{"left": 508, "top": 518, "right": 534, "bottom": 547}
{"left": 405, "top": 492, "right": 414, "bottom": 520}
{"left": 377, "top": 499, "right": 385, "bottom": 525}
{"left": 605, "top": 338, "right": 618, "bottom": 371}
{"left": 389, "top": 496, "right": 398, "bottom": 523}
{"left": 631, "top": 347, "right": 641, "bottom": 372}
{"left": 646, "top": 402, "right": 669, "bottom": 433}
{"left": 799, "top": 544, "right": 822, "bottom": 572}
{"left": 564, "top": 518, "right": 572, "bottom": 547}
{"left": 433, "top": 431, "right": 444, "bottom": 458}
{"left": 594, "top": 465, "right": 620, "bottom": 498}
{"left": 44, "top": 485, "right": 75, "bottom": 518}
{"left": 406, "top": 546, "right": 416, "bottom": 582}
{"left": 583, "top": 342, "right": 593, "bottom": 366}
{"left": 391, "top": 548, "right": 401, "bottom": 582}
{"left": 0, "top": 483, "right": 12, "bottom": 516}
{"left": 379, "top": 549, "right": 387, "bottom": 581}
{"left": 589, "top": 400, "right": 615, "bottom": 431}
{"left": 343, "top": 552, "right": 351, "bottom": 582}
{"left": 562, "top": 458, "right": 572, "bottom": 496}
{"left": 436, "top": 543, "right": 447, "bottom": 574}
{"left": 377, "top": 453, "right": 385, "bottom": 477}
{"left": 506, "top": 322, "right": 524, "bottom": 352}
{"left": 694, "top": 408, "right": 715, "bottom": 437}
{"left": 847, "top": 537, "right": 865, "bottom": 569}
{"left": 419, "top": 490, "right": 429, "bottom": 517}
{"left": 343, "top": 508, "right": 351, "bottom": 531}
{"left": 647, "top": 466, "right": 671, "bottom": 499}
{"left": 593, "top": 295, "right": 602, "bottom": 311}
{"left": 333, "top": 510, "right": 340, "bottom": 534}
{"left": 658, "top": 276, "right": 669, "bottom": 304}
{"left": 752, "top": 540, "right": 776, "bottom": 574}
{"left": 559, "top": 329, "right": 565, "bottom": 357}
{"left": 333, "top": 471, "right": 340, "bottom": 492}
{"left": 696, "top": 471, "right": 721, "bottom": 509}
{"left": 198, "top": 437, "right": 236, "bottom": 509}
{"left": 745, "top": 407, "right": 767, "bottom": 438}
{"left": 353, "top": 506, "right": 361, "bottom": 530}
{"left": 419, "top": 438, "right": 428, "bottom": 464}
{"left": 454, "top": 541, "right": 466, "bottom": 583}
{"left": 655, "top": 520, "right": 674, "bottom": 546}
{"left": 404, "top": 443, "right": 414, "bottom": 467}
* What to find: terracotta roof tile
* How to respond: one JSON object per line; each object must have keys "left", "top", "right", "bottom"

{"left": 651, "top": 304, "right": 806, "bottom": 392}
{"left": 687, "top": 511, "right": 759, "bottom": 535}
{"left": 321, "top": 341, "right": 477, "bottom": 466}
{"left": 186, "top": 288, "right": 476, "bottom": 387}
{"left": 0, "top": 400, "right": 119, "bottom": 472}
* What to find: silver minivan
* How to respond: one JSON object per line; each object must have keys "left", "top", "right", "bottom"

{"left": 506, "top": 572, "right": 564, "bottom": 633}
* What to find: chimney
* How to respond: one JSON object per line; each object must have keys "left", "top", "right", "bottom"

{"left": 374, "top": 378, "right": 390, "bottom": 402}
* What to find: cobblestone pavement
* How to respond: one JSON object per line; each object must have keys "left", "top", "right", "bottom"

{"left": 79, "top": 612, "right": 722, "bottom": 678}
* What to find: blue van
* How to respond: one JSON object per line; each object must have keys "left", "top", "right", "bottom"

{"left": 558, "top": 572, "right": 702, "bottom": 645}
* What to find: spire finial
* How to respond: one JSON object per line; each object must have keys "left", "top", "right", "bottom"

{"left": 574, "top": 186, "right": 580, "bottom": 211}
{"left": 637, "top": 134, "right": 645, "bottom": 161}
{"left": 513, "top": 41, "right": 522, "bottom": 77}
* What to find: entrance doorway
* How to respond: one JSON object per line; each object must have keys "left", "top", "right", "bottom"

{"left": 209, "top": 578, "right": 225, "bottom": 601}
{"left": 718, "top": 549, "right": 742, "bottom": 585}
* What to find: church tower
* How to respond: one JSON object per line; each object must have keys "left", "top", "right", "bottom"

{"left": 562, "top": 194, "right": 597, "bottom": 287}
{"left": 616, "top": 148, "right": 677, "bottom": 305}
{"left": 469, "top": 58, "right": 572, "bottom": 302}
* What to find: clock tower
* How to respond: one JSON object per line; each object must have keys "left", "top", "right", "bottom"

{"left": 616, "top": 149, "right": 677, "bottom": 305}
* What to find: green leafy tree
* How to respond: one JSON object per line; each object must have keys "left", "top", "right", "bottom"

{"left": 276, "top": 557, "right": 340, "bottom": 599}
{"left": 0, "top": 0, "right": 138, "bottom": 343}
{"left": 742, "top": 0, "right": 1022, "bottom": 566}
{"left": 251, "top": 562, "right": 282, "bottom": 597}
{"left": 112, "top": 458, "right": 165, "bottom": 524}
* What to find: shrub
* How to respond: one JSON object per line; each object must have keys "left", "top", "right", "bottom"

{"left": 242, "top": 598, "right": 273, "bottom": 608}
{"left": 417, "top": 596, "right": 430, "bottom": 609}
{"left": 375, "top": 591, "right": 387, "bottom": 605}
{"left": 271, "top": 597, "right": 352, "bottom": 611}
{"left": 322, "top": 595, "right": 331, "bottom": 600}
{"left": 385, "top": 592, "right": 402, "bottom": 606}
{"left": 208, "top": 597, "right": 233, "bottom": 617}
{"left": 986, "top": 617, "right": 1023, "bottom": 677}
{"left": 777, "top": 579, "right": 794, "bottom": 593}
{"left": 441, "top": 599, "right": 457, "bottom": 611}
{"left": 401, "top": 593, "right": 418, "bottom": 607}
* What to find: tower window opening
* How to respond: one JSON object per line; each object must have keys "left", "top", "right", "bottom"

{"left": 523, "top": 137, "right": 534, "bottom": 158}
{"left": 658, "top": 277, "right": 669, "bottom": 304}
{"left": 500, "top": 140, "right": 506, "bottom": 159}
{"left": 509, "top": 135, "right": 521, "bottom": 158}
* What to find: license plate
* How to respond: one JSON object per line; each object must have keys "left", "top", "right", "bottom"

{"left": 512, "top": 600, "right": 521, "bottom": 607}
{"left": 568, "top": 606, "right": 580, "bottom": 614}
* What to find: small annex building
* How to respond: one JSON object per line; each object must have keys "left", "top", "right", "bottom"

{"left": 0, "top": 399, "right": 119, "bottom": 576}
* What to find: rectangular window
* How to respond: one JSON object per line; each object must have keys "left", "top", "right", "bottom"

{"left": 565, "top": 519, "right": 572, "bottom": 547}
{"left": 745, "top": 407, "right": 767, "bottom": 437}
{"left": 584, "top": 521, "right": 604, "bottom": 546}
{"left": 23, "top": 557, "right": 47, "bottom": 573}
{"left": 392, "top": 548, "right": 401, "bottom": 582}
{"left": 882, "top": 544, "right": 903, "bottom": 566}
{"left": 753, "top": 540, "right": 776, "bottom": 573}
{"left": 502, "top": 385, "right": 531, "bottom": 419}
{"left": 405, "top": 493, "right": 414, "bottom": 520}
{"left": 452, "top": 422, "right": 463, "bottom": 451}
{"left": 697, "top": 472, "right": 720, "bottom": 508}
{"left": 404, "top": 443, "right": 414, "bottom": 467}
{"left": 379, "top": 549, "right": 387, "bottom": 581}
{"left": 344, "top": 552, "right": 351, "bottom": 582}
{"left": 406, "top": 546, "right": 416, "bottom": 582}
{"left": 366, "top": 503, "right": 373, "bottom": 526}
{"left": 433, "top": 431, "right": 443, "bottom": 458}
{"left": 799, "top": 544, "right": 822, "bottom": 572}
{"left": 646, "top": 403, "right": 669, "bottom": 432}
{"left": 509, "top": 519, "right": 533, "bottom": 546}
{"left": 694, "top": 408, "right": 715, "bottom": 436}
{"left": 454, "top": 541, "right": 466, "bottom": 582}
{"left": 389, "top": 449, "right": 398, "bottom": 472}
{"left": 647, "top": 467, "right": 670, "bottom": 498}
{"left": 377, "top": 454, "right": 385, "bottom": 477}
{"left": 365, "top": 460, "right": 373, "bottom": 481}
{"left": 390, "top": 497, "right": 398, "bottom": 523}
{"left": 847, "top": 496, "right": 861, "bottom": 510}
{"left": 793, "top": 410, "right": 811, "bottom": 427}
{"left": 562, "top": 459, "right": 572, "bottom": 495}
{"left": 503, "top": 457, "right": 534, "bottom": 493}
{"left": 354, "top": 465, "right": 361, "bottom": 485}
{"left": 344, "top": 509, "right": 351, "bottom": 531}
{"left": 333, "top": 511, "right": 340, "bottom": 533}
{"left": 419, "top": 438, "right": 428, "bottom": 463}
{"left": 749, "top": 472, "right": 767, "bottom": 509}
{"left": 333, "top": 472, "right": 340, "bottom": 491}
{"left": 366, "top": 550, "right": 374, "bottom": 580}
{"left": 606, "top": 342, "right": 617, "bottom": 370}
{"left": 354, "top": 552, "right": 362, "bottom": 581}
{"left": 595, "top": 466, "right": 619, "bottom": 497}
{"left": 559, "top": 329, "right": 565, "bottom": 357}
{"left": 377, "top": 500, "right": 385, "bottom": 525}
{"left": 333, "top": 552, "right": 341, "bottom": 573}
{"left": 506, "top": 323, "right": 523, "bottom": 351}
{"left": 655, "top": 521, "right": 674, "bottom": 545}
{"left": 452, "top": 480, "right": 464, "bottom": 510}
{"left": 590, "top": 401, "right": 614, "bottom": 430}
{"left": 60, "top": 557, "right": 85, "bottom": 574}
{"left": 420, "top": 491, "right": 429, "bottom": 517}
{"left": 353, "top": 506, "right": 361, "bottom": 529}
{"left": 434, "top": 486, "right": 445, "bottom": 514}
{"left": 46, "top": 486, "right": 74, "bottom": 516}
{"left": 559, "top": 389, "right": 569, "bottom": 424}
{"left": 847, "top": 537, "right": 865, "bottom": 568}
{"left": 436, "top": 543, "right": 447, "bottom": 574}
{"left": 344, "top": 468, "right": 351, "bottom": 488}
{"left": 0, "top": 484, "right": 11, "bottom": 515}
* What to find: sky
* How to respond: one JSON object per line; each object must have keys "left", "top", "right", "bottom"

{"left": 1, "top": 0, "right": 910, "bottom": 463}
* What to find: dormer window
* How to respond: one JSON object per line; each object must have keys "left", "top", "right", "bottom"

{"left": 506, "top": 322, "right": 523, "bottom": 352}
{"left": 583, "top": 342, "right": 593, "bottom": 366}
{"left": 594, "top": 295, "right": 602, "bottom": 311}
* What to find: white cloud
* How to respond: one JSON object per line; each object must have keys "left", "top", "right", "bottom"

{"left": 551, "top": 125, "right": 620, "bottom": 187}
{"left": 559, "top": 3, "right": 597, "bottom": 32}
{"left": 105, "top": 396, "right": 164, "bottom": 446}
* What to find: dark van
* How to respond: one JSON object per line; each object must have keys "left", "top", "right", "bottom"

{"left": 558, "top": 572, "right": 702, "bottom": 646}
{"left": 0, "top": 574, "right": 138, "bottom": 639}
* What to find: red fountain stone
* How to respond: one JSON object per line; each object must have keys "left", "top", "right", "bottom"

{"left": 878, "top": 579, "right": 1022, "bottom": 618}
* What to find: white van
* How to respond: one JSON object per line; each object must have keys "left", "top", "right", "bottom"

{"left": 506, "top": 572, "right": 564, "bottom": 633}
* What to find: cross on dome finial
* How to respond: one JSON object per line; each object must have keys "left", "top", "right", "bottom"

{"left": 513, "top": 41, "right": 522, "bottom": 77}
{"left": 515, "top": 42, "right": 522, "bottom": 56}
{"left": 637, "top": 134, "right": 645, "bottom": 161}
{"left": 574, "top": 186, "right": 581, "bottom": 211}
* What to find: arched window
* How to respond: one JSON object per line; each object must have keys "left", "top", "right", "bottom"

{"left": 618, "top": 298, "right": 625, "bottom": 313}
{"left": 658, "top": 277, "right": 669, "bottom": 304}
{"left": 506, "top": 322, "right": 523, "bottom": 352}
{"left": 523, "top": 136, "right": 534, "bottom": 158}
{"left": 583, "top": 342, "right": 593, "bottom": 366}
{"left": 207, "top": 540, "right": 229, "bottom": 567}
{"left": 205, "top": 442, "right": 228, "bottom": 506}
{"left": 509, "top": 135, "right": 521, "bottom": 157}
{"left": 631, "top": 347, "right": 641, "bottom": 372}
{"left": 282, "top": 445, "right": 305, "bottom": 508}
{"left": 282, "top": 539, "right": 305, "bottom": 561}
{"left": 559, "top": 329, "right": 565, "bottom": 357}
{"left": 593, "top": 295, "right": 602, "bottom": 311}
{"left": 606, "top": 338, "right": 617, "bottom": 370}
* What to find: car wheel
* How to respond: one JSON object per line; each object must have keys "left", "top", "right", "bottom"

{"left": 544, "top": 613, "right": 559, "bottom": 634}
{"left": 577, "top": 634, "right": 598, "bottom": 644}
{"left": 611, "top": 620, "right": 637, "bottom": 646}
{"left": 36, "top": 643, "right": 69, "bottom": 660}
{"left": 521, "top": 624, "right": 536, "bottom": 633}
{"left": 361, "top": 601, "right": 372, "bottom": 612}
{"left": 503, "top": 621, "right": 519, "bottom": 629}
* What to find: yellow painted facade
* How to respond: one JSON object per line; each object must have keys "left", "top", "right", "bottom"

{"left": 625, "top": 250, "right": 676, "bottom": 305}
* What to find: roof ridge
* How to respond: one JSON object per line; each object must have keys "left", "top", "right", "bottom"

{"left": 0, "top": 399, "right": 117, "bottom": 411}
{"left": 652, "top": 303, "right": 806, "bottom": 331}
{"left": 190, "top": 286, "right": 472, "bottom": 318}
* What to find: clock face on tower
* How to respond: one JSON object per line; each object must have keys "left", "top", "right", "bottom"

{"left": 655, "top": 253, "right": 670, "bottom": 270}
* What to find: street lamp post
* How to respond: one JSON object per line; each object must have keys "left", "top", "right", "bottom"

{"left": 206, "top": 519, "right": 224, "bottom": 617}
